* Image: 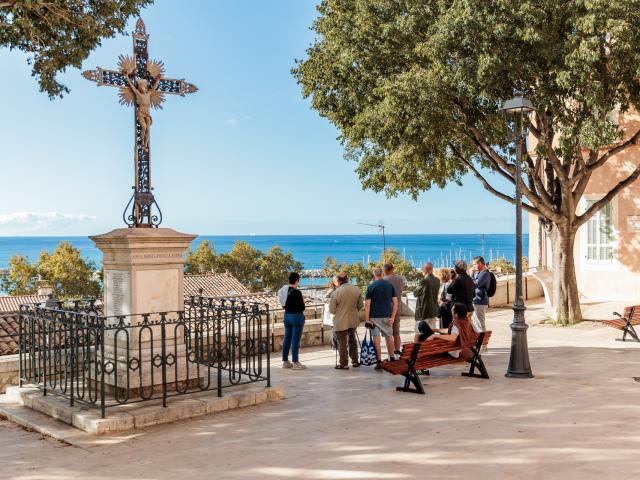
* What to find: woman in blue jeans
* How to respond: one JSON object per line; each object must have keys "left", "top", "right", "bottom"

{"left": 282, "top": 272, "right": 306, "bottom": 370}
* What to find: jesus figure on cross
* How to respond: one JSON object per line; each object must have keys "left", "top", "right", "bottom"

{"left": 123, "top": 76, "right": 160, "bottom": 151}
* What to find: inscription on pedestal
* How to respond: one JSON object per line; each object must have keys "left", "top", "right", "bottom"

{"left": 106, "top": 270, "right": 131, "bottom": 317}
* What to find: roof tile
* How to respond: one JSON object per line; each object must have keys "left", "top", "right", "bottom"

{"left": 0, "top": 295, "right": 48, "bottom": 314}
{"left": 184, "top": 272, "right": 250, "bottom": 298}
{"left": 0, "top": 314, "right": 19, "bottom": 356}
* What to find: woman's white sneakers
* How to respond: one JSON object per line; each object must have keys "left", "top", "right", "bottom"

{"left": 292, "top": 362, "right": 307, "bottom": 370}
{"left": 282, "top": 361, "right": 293, "bottom": 369}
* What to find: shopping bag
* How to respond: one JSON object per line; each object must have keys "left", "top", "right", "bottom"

{"left": 322, "top": 304, "right": 334, "bottom": 327}
{"left": 359, "top": 329, "right": 378, "bottom": 366}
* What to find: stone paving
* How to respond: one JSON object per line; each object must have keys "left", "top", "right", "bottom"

{"left": 1, "top": 300, "right": 639, "bottom": 480}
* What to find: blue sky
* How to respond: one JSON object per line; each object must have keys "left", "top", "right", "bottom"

{"left": 0, "top": 0, "right": 517, "bottom": 236}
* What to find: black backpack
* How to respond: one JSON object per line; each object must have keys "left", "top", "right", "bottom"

{"left": 487, "top": 271, "right": 497, "bottom": 297}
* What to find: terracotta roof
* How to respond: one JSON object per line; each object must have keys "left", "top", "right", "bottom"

{"left": 0, "top": 314, "right": 19, "bottom": 356}
{"left": 184, "top": 272, "right": 250, "bottom": 298}
{"left": 0, "top": 295, "right": 48, "bottom": 314}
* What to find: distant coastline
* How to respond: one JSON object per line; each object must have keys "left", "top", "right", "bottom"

{"left": 0, "top": 234, "right": 528, "bottom": 271}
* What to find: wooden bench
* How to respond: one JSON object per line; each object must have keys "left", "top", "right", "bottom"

{"left": 381, "top": 331, "right": 491, "bottom": 394}
{"left": 603, "top": 306, "right": 640, "bottom": 343}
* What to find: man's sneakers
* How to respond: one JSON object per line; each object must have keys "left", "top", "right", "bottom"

{"left": 374, "top": 361, "right": 383, "bottom": 370}
{"left": 282, "top": 361, "right": 293, "bottom": 369}
{"left": 394, "top": 350, "right": 402, "bottom": 361}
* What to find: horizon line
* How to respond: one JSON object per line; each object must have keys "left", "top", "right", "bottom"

{"left": 0, "top": 232, "right": 526, "bottom": 238}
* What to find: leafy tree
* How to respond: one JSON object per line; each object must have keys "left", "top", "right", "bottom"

{"left": 38, "top": 242, "right": 100, "bottom": 298}
{"left": 490, "top": 257, "right": 529, "bottom": 274}
{"left": 373, "top": 248, "right": 422, "bottom": 282}
{"left": 322, "top": 248, "right": 420, "bottom": 289}
{"left": 294, "top": 0, "right": 640, "bottom": 324}
{"left": 1, "top": 254, "right": 38, "bottom": 295}
{"left": 321, "top": 256, "right": 340, "bottom": 278}
{"left": 218, "top": 241, "right": 264, "bottom": 292}
{"left": 185, "top": 240, "right": 218, "bottom": 274}
{"left": 343, "top": 261, "right": 372, "bottom": 288}
{"left": 490, "top": 257, "right": 516, "bottom": 274}
{"left": 260, "top": 246, "right": 304, "bottom": 291}
{"left": 0, "top": 0, "right": 153, "bottom": 98}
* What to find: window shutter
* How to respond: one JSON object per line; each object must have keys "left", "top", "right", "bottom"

{"left": 585, "top": 200, "right": 614, "bottom": 263}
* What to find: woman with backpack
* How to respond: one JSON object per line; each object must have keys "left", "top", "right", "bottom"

{"left": 279, "top": 272, "right": 306, "bottom": 370}
{"left": 471, "top": 256, "right": 495, "bottom": 334}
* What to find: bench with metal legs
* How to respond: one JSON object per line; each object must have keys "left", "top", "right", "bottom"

{"left": 604, "top": 306, "right": 640, "bottom": 343}
{"left": 383, "top": 331, "right": 491, "bottom": 394}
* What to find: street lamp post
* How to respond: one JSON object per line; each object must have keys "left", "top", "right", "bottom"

{"left": 500, "top": 91, "right": 534, "bottom": 378}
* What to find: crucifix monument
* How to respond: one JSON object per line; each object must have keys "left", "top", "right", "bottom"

{"left": 84, "top": 20, "right": 198, "bottom": 389}
{"left": 83, "top": 18, "right": 197, "bottom": 228}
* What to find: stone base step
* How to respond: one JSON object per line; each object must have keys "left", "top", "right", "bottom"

{"left": 0, "top": 402, "right": 100, "bottom": 448}
{"left": 2, "top": 383, "right": 284, "bottom": 436}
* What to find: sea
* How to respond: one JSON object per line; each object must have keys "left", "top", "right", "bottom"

{"left": 0, "top": 234, "right": 527, "bottom": 279}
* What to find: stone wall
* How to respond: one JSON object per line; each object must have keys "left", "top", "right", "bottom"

{"left": 0, "top": 355, "right": 18, "bottom": 394}
{"left": 489, "top": 274, "right": 544, "bottom": 306}
{"left": 270, "top": 319, "right": 332, "bottom": 352}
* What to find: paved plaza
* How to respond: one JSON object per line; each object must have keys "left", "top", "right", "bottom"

{"left": 1, "top": 300, "right": 639, "bottom": 480}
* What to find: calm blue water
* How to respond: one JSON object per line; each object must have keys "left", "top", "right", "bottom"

{"left": 0, "top": 234, "right": 528, "bottom": 270}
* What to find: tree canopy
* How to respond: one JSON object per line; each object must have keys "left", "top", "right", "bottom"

{"left": 1, "top": 254, "right": 38, "bottom": 295}
{"left": 184, "top": 241, "right": 304, "bottom": 292}
{"left": 260, "top": 246, "right": 304, "bottom": 291}
{"left": 1, "top": 241, "right": 100, "bottom": 298}
{"left": 185, "top": 240, "right": 218, "bottom": 274}
{"left": 322, "top": 248, "right": 421, "bottom": 289}
{"left": 0, "top": 0, "right": 153, "bottom": 97}
{"left": 294, "top": 0, "right": 640, "bottom": 323}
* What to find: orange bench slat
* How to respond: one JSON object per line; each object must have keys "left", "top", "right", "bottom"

{"left": 381, "top": 331, "right": 492, "bottom": 376}
{"left": 604, "top": 305, "right": 640, "bottom": 329}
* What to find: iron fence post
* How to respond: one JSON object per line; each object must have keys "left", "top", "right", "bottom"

{"left": 217, "top": 308, "right": 222, "bottom": 398}
{"left": 160, "top": 312, "right": 168, "bottom": 408}
{"left": 266, "top": 305, "right": 271, "bottom": 388}
{"left": 29, "top": 313, "right": 35, "bottom": 388}
{"left": 69, "top": 313, "right": 75, "bottom": 407}
{"left": 18, "top": 308, "right": 23, "bottom": 388}
{"left": 100, "top": 317, "right": 106, "bottom": 419}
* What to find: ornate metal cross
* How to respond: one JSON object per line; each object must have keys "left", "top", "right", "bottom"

{"left": 83, "top": 19, "right": 197, "bottom": 228}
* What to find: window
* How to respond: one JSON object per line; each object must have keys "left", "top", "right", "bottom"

{"left": 585, "top": 200, "right": 614, "bottom": 263}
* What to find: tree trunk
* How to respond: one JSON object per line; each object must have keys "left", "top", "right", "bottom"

{"left": 550, "top": 226, "right": 582, "bottom": 325}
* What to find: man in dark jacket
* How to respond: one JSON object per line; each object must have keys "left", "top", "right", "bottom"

{"left": 413, "top": 262, "right": 440, "bottom": 341}
{"left": 447, "top": 260, "right": 475, "bottom": 314}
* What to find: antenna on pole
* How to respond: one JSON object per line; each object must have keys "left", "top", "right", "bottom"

{"left": 358, "top": 221, "right": 387, "bottom": 261}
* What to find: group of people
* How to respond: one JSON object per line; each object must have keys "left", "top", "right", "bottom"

{"left": 413, "top": 256, "right": 492, "bottom": 340}
{"left": 278, "top": 256, "right": 494, "bottom": 371}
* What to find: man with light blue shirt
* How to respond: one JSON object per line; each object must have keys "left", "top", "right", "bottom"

{"left": 364, "top": 267, "right": 398, "bottom": 369}
{"left": 472, "top": 256, "right": 491, "bottom": 333}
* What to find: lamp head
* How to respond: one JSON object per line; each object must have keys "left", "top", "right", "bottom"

{"left": 500, "top": 91, "right": 535, "bottom": 115}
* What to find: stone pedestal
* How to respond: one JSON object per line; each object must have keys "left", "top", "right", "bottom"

{"left": 90, "top": 228, "right": 196, "bottom": 316}
{"left": 90, "top": 228, "right": 197, "bottom": 392}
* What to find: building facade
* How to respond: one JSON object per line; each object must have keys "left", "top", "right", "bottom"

{"left": 528, "top": 111, "right": 640, "bottom": 303}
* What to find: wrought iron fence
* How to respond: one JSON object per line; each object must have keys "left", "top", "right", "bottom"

{"left": 18, "top": 297, "right": 270, "bottom": 418}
